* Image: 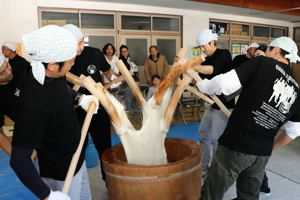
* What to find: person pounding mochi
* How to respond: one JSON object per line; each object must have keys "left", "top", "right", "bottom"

{"left": 63, "top": 24, "right": 114, "bottom": 181}
{"left": 0, "top": 54, "right": 14, "bottom": 155}
{"left": 197, "top": 37, "right": 300, "bottom": 200}
{"left": 2, "top": 41, "right": 29, "bottom": 86}
{"left": 252, "top": 44, "right": 272, "bottom": 197}
{"left": 195, "top": 29, "right": 234, "bottom": 176}
{"left": 10, "top": 25, "right": 99, "bottom": 200}
{"left": 0, "top": 43, "right": 29, "bottom": 155}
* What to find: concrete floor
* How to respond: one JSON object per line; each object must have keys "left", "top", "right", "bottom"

{"left": 88, "top": 138, "right": 300, "bottom": 200}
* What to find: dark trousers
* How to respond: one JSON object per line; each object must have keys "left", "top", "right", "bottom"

{"left": 260, "top": 173, "right": 269, "bottom": 190}
{"left": 200, "top": 145, "right": 269, "bottom": 200}
{"left": 76, "top": 106, "right": 111, "bottom": 181}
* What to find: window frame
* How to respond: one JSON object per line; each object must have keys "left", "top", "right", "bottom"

{"left": 79, "top": 10, "right": 116, "bottom": 31}
{"left": 151, "top": 15, "right": 181, "bottom": 34}
{"left": 209, "top": 18, "right": 288, "bottom": 52}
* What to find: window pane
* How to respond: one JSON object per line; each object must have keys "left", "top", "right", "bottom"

{"left": 41, "top": 11, "right": 79, "bottom": 26}
{"left": 231, "top": 24, "right": 249, "bottom": 36}
{"left": 157, "top": 39, "right": 176, "bottom": 65}
{"left": 271, "top": 28, "right": 286, "bottom": 38}
{"left": 121, "top": 15, "right": 151, "bottom": 30}
{"left": 295, "top": 28, "right": 300, "bottom": 41}
{"left": 84, "top": 36, "right": 115, "bottom": 50}
{"left": 153, "top": 17, "right": 179, "bottom": 31}
{"left": 81, "top": 13, "right": 114, "bottom": 29}
{"left": 209, "top": 22, "right": 229, "bottom": 35}
{"left": 217, "top": 39, "right": 230, "bottom": 50}
{"left": 126, "top": 39, "right": 148, "bottom": 66}
{"left": 253, "top": 26, "right": 270, "bottom": 37}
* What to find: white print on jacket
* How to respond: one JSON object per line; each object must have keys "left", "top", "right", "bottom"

{"left": 268, "top": 77, "right": 297, "bottom": 114}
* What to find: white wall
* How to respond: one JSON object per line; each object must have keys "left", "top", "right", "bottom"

{"left": 0, "top": 0, "right": 296, "bottom": 59}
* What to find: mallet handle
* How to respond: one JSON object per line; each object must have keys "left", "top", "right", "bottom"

{"left": 62, "top": 102, "right": 96, "bottom": 194}
{"left": 187, "top": 69, "right": 231, "bottom": 117}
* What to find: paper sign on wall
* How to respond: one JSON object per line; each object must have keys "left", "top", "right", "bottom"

{"left": 232, "top": 44, "right": 240, "bottom": 58}
{"left": 187, "top": 45, "right": 201, "bottom": 60}
{"left": 241, "top": 45, "right": 248, "bottom": 55}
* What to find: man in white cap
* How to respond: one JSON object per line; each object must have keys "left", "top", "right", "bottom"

{"left": 0, "top": 54, "right": 14, "bottom": 155}
{"left": 2, "top": 41, "right": 29, "bottom": 86}
{"left": 195, "top": 29, "right": 234, "bottom": 177}
{"left": 0, "top": 44, "right": 29, "bottom": 156}
{"left": 10, "top": 25, "right": 99, "bottom": 200}
{"left": 232, "top": 42, "right": 259, "bottom": 68}
{"left": 197, "top": 37, "right": 300, "bottom": 200}
{"left": 63, "top": 24, "right": 114, "bottom": 182}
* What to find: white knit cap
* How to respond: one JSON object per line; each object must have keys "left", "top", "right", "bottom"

{"left": 22, "top": 25, "right": 77, "bottom": 85}
{"left": 3, "top": 41, "right": 17, "bottom": 52}
{"left": 196, "top": 29, "right": 219, "bottom": 46}
{"left": 0, "top": 54, "right": 5, "bottom": 68}
{"left": 247, "top": 43, "right": 259, "bottom": 50}
{"left": 269, "top": 37, "right": 300, "bottom": 63}
{"left": 62, "top": 24, "right": 84, "bottom": 40}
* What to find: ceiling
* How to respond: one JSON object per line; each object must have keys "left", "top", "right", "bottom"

{"left": 79, "top": 0, "right": 300, "bottom": 22}
{"left": 190, "top": 0, "right": 300, "bottom": 16}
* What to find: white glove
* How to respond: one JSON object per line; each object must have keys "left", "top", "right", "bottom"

{"left": 111, "top": 74, "right": 117, "bottom": 81}
{"left": 110, "top": 82, "right": 122, "bottom": 89}
{"left": 48, "top": 191, "right": 71, "bottom": 200}
{"left": 110, "top": 75, "right": 122, "bottom": 89}
{"left": 79, "top": 94, "right": 99, "bottom": 114}
{"left": 196, "top": 79, "right": 211, "bottom": 94}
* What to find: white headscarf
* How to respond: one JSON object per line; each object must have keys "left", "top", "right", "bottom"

{"left": 62, "top": 24, "right": 84, "bottom": 40}
{"left": 196, "top": 29, "right": 219, "bottom": 46}
{"left": 269, "top": 37, "right": 300, "bottom": 63}
{"left": 22, "top": 25, "right": 77, "bottom": 85}
{"left": 0, "top": 54, "right": 5, "bottom": 68}
{"left": 247, "top": 43, "right": 259, "bottom": 50}
{"left": 3, "top": 41, "right": 17, "bottom": 52}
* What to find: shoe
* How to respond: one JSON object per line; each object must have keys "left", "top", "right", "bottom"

{"left": 259, "top": 188, "right": 271, "bottom": 200}
{"left": 260, "top": 187, "right": 271, "bottom": 195}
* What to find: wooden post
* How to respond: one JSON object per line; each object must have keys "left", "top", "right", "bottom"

{"left": 187, "top": 69, "right": 231, "bottom": 117}
{"left": 62, "top": 102, "right": 96, "bottom": 194}
{"left": 115, "top": 60, "right": 146, "bottom": 109}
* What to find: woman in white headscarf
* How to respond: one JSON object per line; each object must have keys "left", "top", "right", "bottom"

{"left": 10, "top": 25, "right": 98, "bottom": 200}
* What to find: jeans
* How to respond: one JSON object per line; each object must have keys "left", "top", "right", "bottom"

{"left": 198, "top": 104, "right": 230, "bottom": 171}
{"left": 42, "top": 162, "right": 91, "bottom": 200}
